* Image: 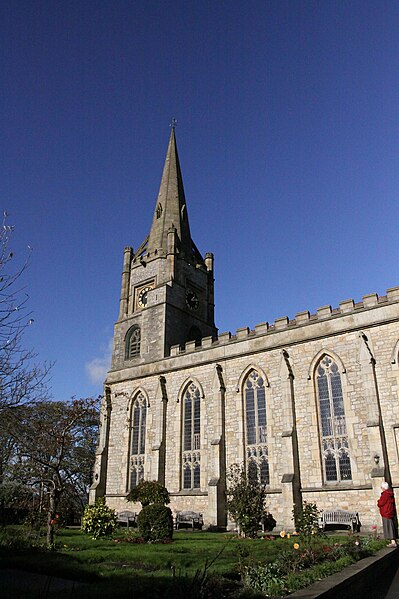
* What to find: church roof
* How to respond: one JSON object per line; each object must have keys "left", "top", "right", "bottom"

{"left": 146, "top": 127, "right": 196, "bottom": 261}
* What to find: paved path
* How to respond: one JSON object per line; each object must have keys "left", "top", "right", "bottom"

{"left": 386, "top": 559, "right": 399, "bottom": 599}
{"left": 0, "top": 568, "right": 86, "bottom": 598}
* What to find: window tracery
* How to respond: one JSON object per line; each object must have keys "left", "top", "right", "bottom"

{"left": 130, "top": 393, "right": 146, "bottom": 488}
{"left": 125, "top": 325, "right": 141, "bottom": 359}
{"left": 244, "top": 370, "right": 269, "bottom": 485}
{"left": 182, "top": 383, "right": 201, "bottom": 489}
{"left": 316, "top": 355, "right": 352, "bottom": 482}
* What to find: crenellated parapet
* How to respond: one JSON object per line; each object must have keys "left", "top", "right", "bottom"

{"left": 171, "top": 286, "right": 399, "bottom": 356}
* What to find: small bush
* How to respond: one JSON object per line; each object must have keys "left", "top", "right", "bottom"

{"left": 81, "top": 497, "right": 117, "bottom": 539}
{"left": 243, "top": 555, "right": 356, "bottom": 597}
{"left": 243, "top": 561, "right": 286, "bottom": 596}
{"left": 294, "top": 501, "right": 319, "bottom": 542}
{"left": 361, "top": 536, "right": 387, "bottom": 552}
{"left": 24, "top": 510, "right": 48, "bottom": 531}
{"left": 137, "top": 503, "right": 173, "bottom": 542}
{"left": 0, "top": 525, "right": 42, "bottom": 549}
{"left": 227, "top": 463, "right": 268, "bottom": 538}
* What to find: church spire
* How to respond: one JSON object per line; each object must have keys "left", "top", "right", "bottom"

{"left": 147, "top": 126, "right": 193, "bottom": 259}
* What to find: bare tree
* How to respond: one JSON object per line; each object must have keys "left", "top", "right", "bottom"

{"left": 0, "top": 213, "right": 51, "bottom": 412}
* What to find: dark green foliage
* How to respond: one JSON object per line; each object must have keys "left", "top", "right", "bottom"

{"left": 127, "top": 480, "right": 170, "bottom": 506}
{"left": 0, "top": 525, "right": 43, "bottom": 549}
{"left": 137, "top": 503, "right": 173, "bottom": 542}
{"left": 227, "top": 463, "right": 268, "bottom": 538}
{"left": 242, "top": 535, "right": 388, "bottom": 597}
{"left": 293, "top": 501, "right": 319, "bottom": 543}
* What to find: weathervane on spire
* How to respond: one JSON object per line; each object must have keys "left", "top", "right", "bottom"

{"left": 170, "top": 117, "right": 177, "bottom": 129}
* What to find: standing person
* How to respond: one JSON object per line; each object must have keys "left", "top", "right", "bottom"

{"left": 378, "top": 482, "right": 397, "bottom": 546}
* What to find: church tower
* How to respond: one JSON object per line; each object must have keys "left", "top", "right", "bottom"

{"left": 109, "top": 126, "right": 217, "bottom": 372}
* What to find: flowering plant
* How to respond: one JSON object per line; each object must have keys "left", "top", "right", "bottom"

{"left": 50, "top": 513, "right": 60, "bottom": 527}
{"left": 81, "top": 497, "right": 117, "bottom": 539}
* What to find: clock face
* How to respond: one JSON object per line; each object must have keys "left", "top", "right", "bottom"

{"left": 186, "top": 289, "right": 199, "bottom": 311}
{"left": 137, "top": 286, "right": 152, "bottom": 308}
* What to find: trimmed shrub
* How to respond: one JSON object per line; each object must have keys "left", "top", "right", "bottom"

{"left": 81, "top": 497, "right": 117, "bottom": 539}
{"left": 137, "top": 503, "right": 173, "bottom": 542}
{"left": 127, "top": 480, "right": 170, "bottom": 506}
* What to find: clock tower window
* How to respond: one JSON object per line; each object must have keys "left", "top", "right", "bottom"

{"left": 125, "top": 325, "right": 141, "bottom": 359}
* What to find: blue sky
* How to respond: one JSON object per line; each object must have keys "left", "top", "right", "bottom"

{"left": 2, "top": 0, "right": 399, "bottom": 401}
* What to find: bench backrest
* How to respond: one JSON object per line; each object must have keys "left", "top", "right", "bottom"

{"left": 321, "top": 510, "right": 357, "bottom": 523}
{"left": 117, "top": 511, "right": 136, "bottom": 522}
{"left": 176, "top": 511, "right": 203, "bottom": 521}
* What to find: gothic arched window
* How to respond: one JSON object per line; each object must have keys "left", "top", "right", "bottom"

{"left": 182, "top": 382, "right": 201, "bottom": 489}
{"left": 130, "top": 393, "right": 147, "bottom": 489}
{"left": 244, "top": 370, "right": 269, "bottom": 485}
{"left": 316, "top": 355, "right": 352, "bottom": 482}
{"left": 125, "top": 325, "right": 141, "bottom": 359}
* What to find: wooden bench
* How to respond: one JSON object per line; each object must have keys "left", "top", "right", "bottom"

{"left": 318, "top": 509, "right": 361, "bottom": 533}
{"left": 117, "top": 510, "right": 136, "bottom": 530}
{"left": 175, "top": 511, "right": 204, "bottom": 530}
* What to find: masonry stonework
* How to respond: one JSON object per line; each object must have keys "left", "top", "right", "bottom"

{"left": 90, "top": 129, "right": 399, "bottom": 533}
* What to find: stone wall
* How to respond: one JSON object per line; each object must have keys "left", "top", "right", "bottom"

{"left": 95, "top": 286, "right": 399, "bottom": 531}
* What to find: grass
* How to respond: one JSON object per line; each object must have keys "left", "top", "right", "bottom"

{"left": 0, "top": 527, "right": 390, "bottom": 598}
{"left": 0, "top": 527, "right": 270, "bottom": 598}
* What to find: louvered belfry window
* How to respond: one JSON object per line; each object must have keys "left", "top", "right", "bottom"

{"left": 182, "top": 383, "right": 201, "bottom": 489}
{"left": 130, "top": 393, "right": 146, "bottom": 489}
{"left": 316, "top": 356, "right": 352, "bottom": 482}
{"left": 125, "top": 326, "right": 141, "bottom": 359}
{"left": 244, "top": 370, "right": 269, "bottom": 485}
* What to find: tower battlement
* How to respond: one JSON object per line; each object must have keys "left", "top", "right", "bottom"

{"left": 171, "top": 285, "right": 399, "bottom": 356}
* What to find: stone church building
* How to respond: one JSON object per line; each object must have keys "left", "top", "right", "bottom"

{"left": 90, "top": 127, "right": 399, "bottom": 530}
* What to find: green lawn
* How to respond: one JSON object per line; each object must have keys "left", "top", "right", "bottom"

{"left": 0, "top": 528, "right": 276, "bottom": 598}
{"left": 0, "top": 527, "right": 388, "bottom": 598}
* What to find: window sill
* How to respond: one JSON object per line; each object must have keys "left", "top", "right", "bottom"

{"left": 301, "top": 483, "right": 372, "bottom": 492}
{"left": 170, "top": 490, "right": 208, "bottom": 497}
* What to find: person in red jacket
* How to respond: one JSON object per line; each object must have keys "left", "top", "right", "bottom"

{"left": 377, "top": 482, "right": 397, "bottom": 546}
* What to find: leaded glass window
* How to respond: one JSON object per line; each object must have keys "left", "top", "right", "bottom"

{"left": 182, "top": 383, "right": 201, "bottom": 489}
{"left": 316, "top": 356, "right": 352, "bottom": 482}
{"left": 125, "top": 326, "right": 141, "bottom": 359}
{"left": 244, "top": 370, "right": 269, "bottom": 485}
{"left": 130, "top": 393, "right": 146, "bottom": 489}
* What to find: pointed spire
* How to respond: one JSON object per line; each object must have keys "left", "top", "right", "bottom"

{"left": 147, "top": 127, "right": 193, "bottom": 259}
